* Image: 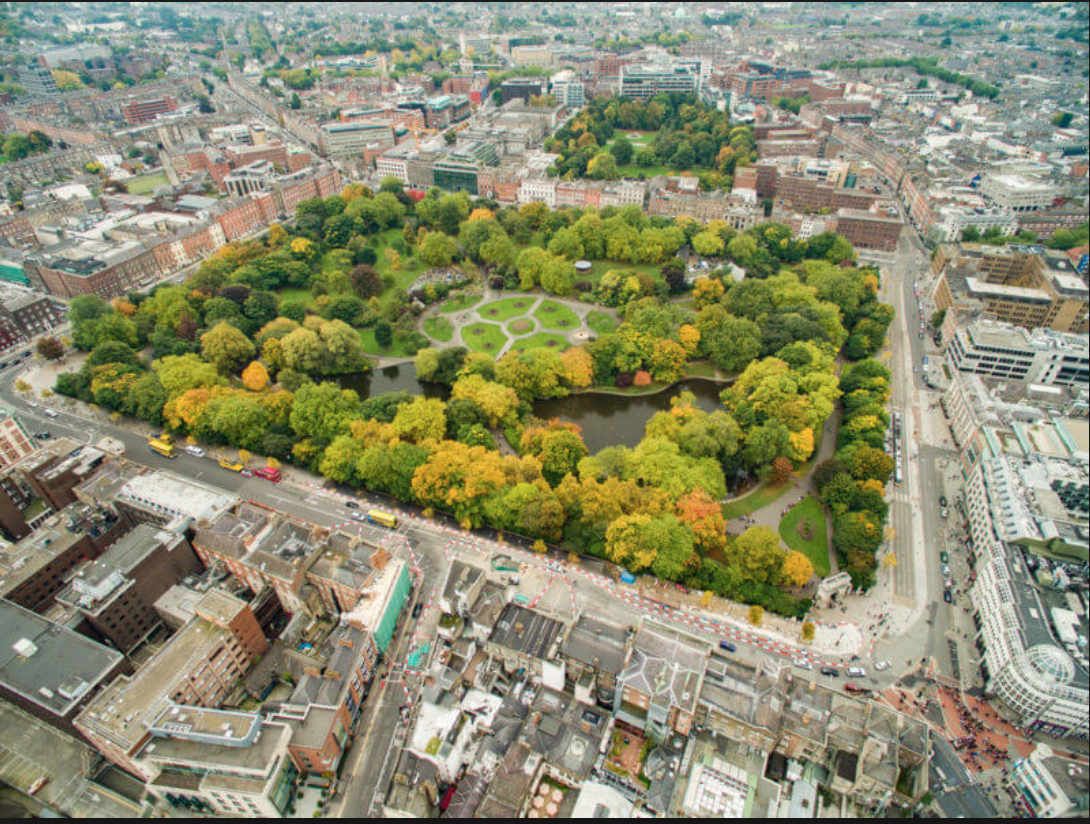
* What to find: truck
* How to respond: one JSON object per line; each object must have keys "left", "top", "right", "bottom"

{"left": 253, "top": 465, "right": 281, "bottom": 483}
{"left": 218, "top": 457, "right": 244, "bottom": 472}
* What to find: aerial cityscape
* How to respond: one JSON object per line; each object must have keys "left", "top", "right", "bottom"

{"left": 0, "top": 1, "right": 1086, "bottom": 818}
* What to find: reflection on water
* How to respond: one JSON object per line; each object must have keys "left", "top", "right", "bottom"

{"left": 339, "top": 364, "right": 727, "bottom": 453}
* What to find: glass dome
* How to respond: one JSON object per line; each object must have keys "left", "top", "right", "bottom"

{"left": 1025, "top": 644, "right": 1076, "bottom": 686}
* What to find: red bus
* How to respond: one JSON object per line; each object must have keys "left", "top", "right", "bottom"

{"left": 254, "top": 466, "right": 281, "bottom": 483}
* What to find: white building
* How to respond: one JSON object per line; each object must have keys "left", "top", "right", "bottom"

{"left": 929, "top": 204, "right": 1019, "bottom": 243}
{"left": 980, "top": 174, "right": 1055, "bottom": 213}
{"left": 1008, "top": 744, "right": 1090, "bottom": 818}
{"left": 550, "top": 69, "right": 585, "bottom": 110}
{"left": 517, "top": 176, "right": 557, "bottom": 208}
{"left": 948, "top": 319, "right": 1090, "bottom": 389}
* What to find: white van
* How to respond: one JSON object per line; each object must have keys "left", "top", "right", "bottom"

{"left": 185, "top": 445, "right": 206, "bottom": 458}
{"left": 847, "top": 666, "right": 866, "bottom": 678}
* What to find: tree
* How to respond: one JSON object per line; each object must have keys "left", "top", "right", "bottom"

{"left": 153, "top": 353, "right": 226, "bottom": 397}
{"left": 36, "top": 337, "right": 65, "bottom": 360}
{"left": 201, "top": 322, "right": 256, "bottom": 374}
{"left": 374, "top": 321, "right": 393, "bottom": 348}
{"left": 769, "top": 456, "right": 794, "bottom": 485}
{"left": 609, "top": 136, "right": 633, "bottom": 166}
{"left": 392, "top": 396, "right": 448, "bottom": 443}
{"left": 418, "top": 232, "right": 458, "bottom": 267}
{"left": 727, "top": 526, "right": 785, "bottom": 585}
{"left": 586, "top": 151, "right": 620, "bottom": 180}
{"left": 676, "top": 488, "right": 727, "bottom": 554}
{"left": 289, "top": 382, "right": 361, "bottom": 443}
{"left": 450, "top": 374, "right": 519, "bottom": 425}
{"left": 801, "top": 621, "right": 816, "bottom": 642}
{"left": 691, "top": 276, "right": 725, "bottom": 309}
{"left": 241, "top": 360, "right": 270, "bottom": 391}
{"left": 748, "top": 604, "right": 764, "bottom": 626}
{"left": 782, "top": 550, "right": 815, "bottom": 587}
{"left": 692, "top": 230, "right": 725, "bottom": 257}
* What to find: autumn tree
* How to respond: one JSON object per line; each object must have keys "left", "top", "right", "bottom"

{"left": 36, "top": 337, "right": 65, "bottom": 360}
{"left": 782, "top": 550, "right": 815, "bottom": 587}
{"left": 676, "top": 489, "right": 727, "bottom": 554}
{"left": 241, "top": 360, "right": 270, "bottom": 392}
{"left": 201, "top": 322, "right": 256, "bottom": 374}
{"left": 748, "top": 604, "right": 764, "bottom": 626}
{"left": 392, "top": 396, "right": 448, "bottom": 443}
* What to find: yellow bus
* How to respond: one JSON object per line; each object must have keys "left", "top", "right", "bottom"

{"left": 366, "top": 509, "right": 398, "bottom": 529}
{"left": 148, "top": 438, "right": 176, "bottom": 458}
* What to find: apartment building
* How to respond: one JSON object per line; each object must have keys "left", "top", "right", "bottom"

{"left": 0, "top": 408, "right": 35, "bottom": 471}
{"left": 120, "top": 96, "right": 178, "bottom": 125}
{"left": 980, "top": 174, "right": 1054, "bottom": 213}
{"left": 0, "top": 286, "right": 65, "bottom": 349}
{"left": 138, "top": 707, "right": 299, "bottom": 817}
{"left": 54, "top": 523, "right": 202, "bottom": 654}
{"left": 833, "top": 208, "right": 903, "bottom": 251}
{"left": 74, "top": 588, "right": 269, "bottom": 778}
{"left": 550, "top": 70, "right": 585, "bottom": 109}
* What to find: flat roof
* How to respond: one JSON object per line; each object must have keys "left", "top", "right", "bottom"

{"left": 0, "top": 597, "right": 124, "bottom": 717}
{"left": 488, "top": 603, "right": 563, "bottom": 659}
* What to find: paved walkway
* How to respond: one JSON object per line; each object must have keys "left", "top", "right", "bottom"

{"left": 419, "top": 288, "right": 617, "bottom": 357}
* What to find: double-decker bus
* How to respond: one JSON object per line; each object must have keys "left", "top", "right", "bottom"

{"left": 366, "top": 509, "right": 398, "bottom": 529}
{"left": 254, "top": 466, "right": 281, "bottom": 483}
{"left": 148, "top": 438, "right": 176, "bottom": 458}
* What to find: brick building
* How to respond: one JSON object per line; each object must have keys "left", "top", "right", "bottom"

{"left": 833, "top": 208, "right": 903, "bottom": 251}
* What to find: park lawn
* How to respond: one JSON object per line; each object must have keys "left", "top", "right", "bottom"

{"left": 126, "top": 171, "right": 169, "bottom": 194}
{"left": 721, "top": 480, "right": 793, "bottom": 521}
{"left": 277, "top": 287, "right": 317, "bottom": 308}
{"left": 462, "top": 321, "right": 508, "bottom": 354}
{"left": 439, "top": 293, "right": 482, "bottom": 313}
{"left": 508, "top": 332, "right": 569, "bottom": 354}
{"left": 358, "top": 327, "right": 416, "bottom": 357}
{"left": 533, "top": 300, "right": 579, "bottom": 331}
{"left": 778, "top": 496, "right": 830, "bottom": 577}
{"left": 507, "top": 318, "right": 534, "bottom": 335}
{"left": 583, "top": 259, "right": 664, "bottom": 289}
{"left": 586, "top": 310, "right": 617, "bottom": 336}
{"left": 478, "top": 296, "right": 537, "bottom": 322}
{"left": 424, "top": 316, "right": 454, "bottom": 342}
{"left": 683, "top": 361, "right": 724, "bottom": 380}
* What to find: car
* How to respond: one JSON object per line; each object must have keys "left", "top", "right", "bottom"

{"left": 820, "top": 666, "right": 840, "bottom": 677}
{"left": 240, "top": 469, "right": 253, "bottom": 477}
{"left": 793, "top": 658, "right": 813, "bottom": 670}
{"left": 351, "top": 512, "right": 367, "bottom": 522}
{"left": 940, "top": 507, "right": 949, "bottom": 519}
{"left": 718, "top": 641, "right": 737, "bottom": 653}
{"left": 847, "top": 666, "right": 867, "bottom": 678}
{"left": 945, "top": 579, "right": 953, "bottom": 590}
{"left": 345, "top": 500, "right": 360, "bottom": 509}
{"left": 943, "top": 590, "right": 953, "bottom": 603}
{"left": 940, "top": 551, "right": 949, "bottom": 564}
{"left": 411, "top": 603, "right": 424, "bottom": 619}
{"left": 34, "top": 431, "right": 50, "bottom": 439}
{"left": 43, "top": 408, "right": 58, "bottom": 418}
{"left": 26, "top": 401, "right": 37, "bottom": 408}
{"left": 874, "top": 660, "right": 891, "bottom": 672}
{"left": 844, "top": 682, "right": 866, "bottom": 695}
{"left": 919, "top": 330, "right": 924, "bottom": 339}
{"left": 942, "top": 564, "right": 950, "bottom": 577}
{"left": 939, "top": 495, "right": 948, "bottom": 507}
{"left": 185, "top": 445, "right": 206, "bottom": 458}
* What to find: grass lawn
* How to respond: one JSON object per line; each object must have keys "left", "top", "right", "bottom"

{"left": 586, "top": 310, "right": 617, "bottom": 336}
{"left": 126, "top": 171, "right": 169, "bottom": 194}
{"left": 478, "top": 296, "right": 536, "bottom": 322}
{"left": 721, "top": 480, "right": 793, "bottom": 521}
{"left": 778, "top": 496, "right": 831, "bottom": 577}
{"left": 533, "top": 300, "right": 579, "bottom": 331}
{"left": 424, "top": 316, "right": 454, "bottom": 342}
{"left": 581, "top": 260, "right": 664, "bottom": 291}
{"left": 358, "top": 327, "right": 416, "bottom": 357}
{"left": 439, "top": 293, "right": 482, "bottom": 313}
{"left": 462, "top": 321, "right": 508, "bottom": 354}
{"left": 277, "top": 287, "right": 317, "bottom": 308}
{"left": 683, "top": 361, "right": 725, "bottom": 380}
{"left": 509, "top": 332, "right": 568, "bottom": 354}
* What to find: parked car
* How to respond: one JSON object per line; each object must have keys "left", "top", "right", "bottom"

{"left": 34, "top": 431, "right": 50, "bottom": 439}
{"left": 943, "top": 590, "right": 953, "bottom": 604}
{"left": 411, "top": 603, "right": 424, "bottom": 619}
{"left": 345, "top": 500, "right": 360, "bottom": 509}
{"left": 185, "top": 445, "right": 206, "bottom": 458}
{"left": 941, "top": 508, "right": 949, "bottom": 519}
{"left": 939, "top": 495, "right": 948, "bottom": 507}
{"left": 43, "top": 408, "right": 58, "bottom": 418}
{"left": 240, "top": 469, "right": 253, "bottom": 477}
{"left": 844, "top": 683, "right": 866, "bottom": 695}
{"left": 847, "top": 666, "right": 867, "bottom": 678}
{"left": 874, "top": 660, "right": 891, "bottom": 672}
{"left": 940, "top": 551, "right": 949, "bottom": 564}
{"left": 820, "top": 666, "right": 840, "bottom": 677}
{"left": 718, "top": 640, "right": 737, "bottom": 653}
{"left": 793, "top": 658, "right": 813, "bottom": 670}
{"left": 942, "top": 565, "right": 951, "bottom": 577}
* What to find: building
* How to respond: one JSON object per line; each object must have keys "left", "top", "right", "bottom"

{"left": 499, "top": 78, "right": 544, "bottom": 105}
{"left": 549, "top": 70, "right": 584, "bottom": 109}
{"left": 947, "top": 320, "right": 1089, "bottom": 389}
{"left": 483, "top": 602, "right": 563, "bottom": 680}
{"left": 0, "top": 285, "right": 65, "bottom": 350}
{"left": 432, "top": 140, "right": 498, "bottom": 195}
{"left": 138, "top": 707, "right": 299, "bottom": 817}
{"left": 930, "top": 204, "right": 1020, "bottom": 243}
{"left": 74, "top": 588, "right": 269, "bottom": 778}
{"left": 980, "top": 174, "right": 1055, "bottom": 213}
{"left": 54, "top": 523, "right": 202, "bottom": 654}
{"left": 0, "top": 408, "right": 36, "bottom": 471}
{"left": 615, "top": 623, "right": 707, "bottom": 741}
{"left": 620, "top": 63, "right": 702, "bottom": 101}
{"left": 318, "top": 121, "right": 395, "bottom": 159}
{"left": 833, "top": 208, "right": 903, "bottom": 252}
{"left": 1008, "top": 744, "right": 1090, "bottom": 818}
{"left": 0, "top": 597, "right": 129, "bottom": 738}
{"left": 17, "top": 65, "right": 59, "bottom": 97}
{"left": 120, "top": 97, "right": 178, "bottom": 125}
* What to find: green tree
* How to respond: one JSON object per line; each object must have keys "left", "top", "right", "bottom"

{"left": 201, "top": 322, "right": 257, "bottom": 374}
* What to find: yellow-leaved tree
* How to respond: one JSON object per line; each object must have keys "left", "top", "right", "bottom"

{"left": 783, "top": 550, "right": 815, "bottom": 588}
{"left": 241, "top": 361, "right": 270, "bottom": 392}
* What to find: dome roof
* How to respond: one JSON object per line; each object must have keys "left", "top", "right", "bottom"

{"left": 1025, "top": 644, "right": 1076, "bottom": 686}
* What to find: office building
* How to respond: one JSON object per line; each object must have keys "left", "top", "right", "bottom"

{"left": 550, "top": 70, "right": 584, "bottom": 109}
{"left": 947, "top": 320, "right": 1089, "bottom": 389}
{"left": 499, "top": 78, "right": 544, "bottom": 105}
{"left": 620, "top": 63, "right": 702, "bottom": 101}
{"left": 318, "top": 121, "right": 395, "bottom": 159}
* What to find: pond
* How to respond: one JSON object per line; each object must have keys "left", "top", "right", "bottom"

{"left": 341, "top": 365, "right": 727, "bottom": 453}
